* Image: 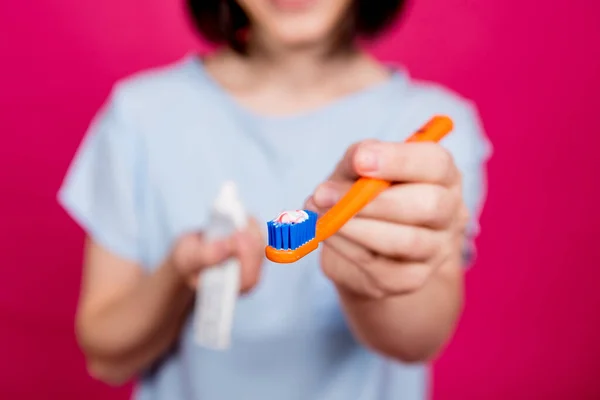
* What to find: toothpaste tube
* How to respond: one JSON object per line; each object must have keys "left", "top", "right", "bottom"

{"left": 193, "top": 181, "right": 247, "bottom": 350}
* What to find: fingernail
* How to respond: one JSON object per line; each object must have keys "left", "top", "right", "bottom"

{"left": 356, "top": 144, "right": 380, "bottom": 172}
{"left": 314, "top": 184, "right": 340, "bottom": 207}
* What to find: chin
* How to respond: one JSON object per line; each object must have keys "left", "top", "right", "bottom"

{"left": 269, "top": 23, "right": 331, "bottom": 48}
{"left": 262, "top": 13, "right": 342, "bottom": 50}
{"left": 238, "top": 0, "right": 352, "bottom": 51}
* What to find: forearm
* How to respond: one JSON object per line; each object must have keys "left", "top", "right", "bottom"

{"left": 77, "top": 258, "right": 194, "bottom": 384}
{"left": 338, "top": 261, "right": 464, "bottom": 363}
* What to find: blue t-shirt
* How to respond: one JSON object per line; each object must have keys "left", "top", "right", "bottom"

{"left": 58, "top": 55, "right": 491, "bottom": 400}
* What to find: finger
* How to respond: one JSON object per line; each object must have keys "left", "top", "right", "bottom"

{"left": 320, "top": 239, "right": 385, "bottom": 299}
{"left": 311, "top": 179, "right": 458, "bottom": 229}
{"left": 353, "top": 141, "right": 458, "bottom": 186}
{"left": 355, "top": 183, "right": 459, "bottom": 229}
{"left": 337, "top": 217, "right": 442, "bottom": 261}
{"left": 176, "top": 234, "right": 235, "bottom": 275}
{"left": 247, "top": 217, "right": 266, "bottom": 245}
{"left": 235, "top": 221, "right": 265, "bottom": 293}
{"left": 328, "top": 139, "right": 379, "bottom": 182}
{"left": 304, "top": 194, "right": 328, "bottom": 217}
{"left": 325, "top": 235, "right": 431, "bottom": 296}
{"left": 311, "top": 181, "right": 346, "bottom": 210}
{"left": 187, "top": 275, "right": 199, "bottom": 289}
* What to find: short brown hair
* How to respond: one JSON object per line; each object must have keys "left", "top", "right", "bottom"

{"left": 186, "top": 0, "right": 408, "bottom": 54}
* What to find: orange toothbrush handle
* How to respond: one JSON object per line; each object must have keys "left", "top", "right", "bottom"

{"left": 315, "top": 115, "right": 454, "bottom": 242}
{"left": 406, "top": 115, "right": 454, "bottom": 143}
{"left": 315, "top": 178, "right": 390, "bottom": 241}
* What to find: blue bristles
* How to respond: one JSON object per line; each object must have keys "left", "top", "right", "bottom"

{"left": 267, "top": 210, "right": 318, "bottom": 250}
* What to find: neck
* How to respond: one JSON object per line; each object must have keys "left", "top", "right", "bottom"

{"left": 241, "top": 30, "right": 365, "bottom": 90}
{"left": 252, "top": 52, "right": 358, "bottom": 89}
{"left": 204, "top": 41, "right": 389, "bottom": 102}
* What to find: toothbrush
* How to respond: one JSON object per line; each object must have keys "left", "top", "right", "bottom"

{"left": 265, "top": 115, "right": 454, "bottom": 264}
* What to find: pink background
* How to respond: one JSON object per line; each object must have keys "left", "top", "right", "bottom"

{"left": 1, "top": 0, "right": 599, "bottom": 399}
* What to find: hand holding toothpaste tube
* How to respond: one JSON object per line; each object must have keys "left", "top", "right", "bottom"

{"left": 170, "top": 218, "right": 264, "bottom": 294}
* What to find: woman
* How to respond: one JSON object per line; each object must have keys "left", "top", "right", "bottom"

{"left": 58, "top": 0, "right": 491, "bottom": 399}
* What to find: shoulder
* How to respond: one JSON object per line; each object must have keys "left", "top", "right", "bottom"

{"left": 104, "top": 55, "right": 218, "bottom": 130}
{"left": 393, "top": 71, "right": 492, "bottom": 162}
{"left": 399, "top": 74, "right": 479, "bottom": 127}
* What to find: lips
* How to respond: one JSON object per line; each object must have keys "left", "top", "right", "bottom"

{"left": 270, "top": 0, "right": 318, "bottom": 11}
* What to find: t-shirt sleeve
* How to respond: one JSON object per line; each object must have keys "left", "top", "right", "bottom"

{"left": 444, "top": 102, "right": 492, "bottom": 266}
{"left": 57, "top": 90, "right": 143, "bottom": 263}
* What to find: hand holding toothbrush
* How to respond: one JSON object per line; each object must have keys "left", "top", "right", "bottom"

{"left": 304, "top": 139, "right": 469, "bottom": 300}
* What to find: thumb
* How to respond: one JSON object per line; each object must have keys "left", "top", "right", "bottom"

{"left": 236, "top": 217, "right": 265, "bottom": 293}
{"left": 173, "top": 233, "right": 234, "bottom": 275}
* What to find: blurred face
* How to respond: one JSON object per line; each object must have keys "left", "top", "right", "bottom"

{"left": 236, "top": 0, "right": 354, "bottom": 50}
